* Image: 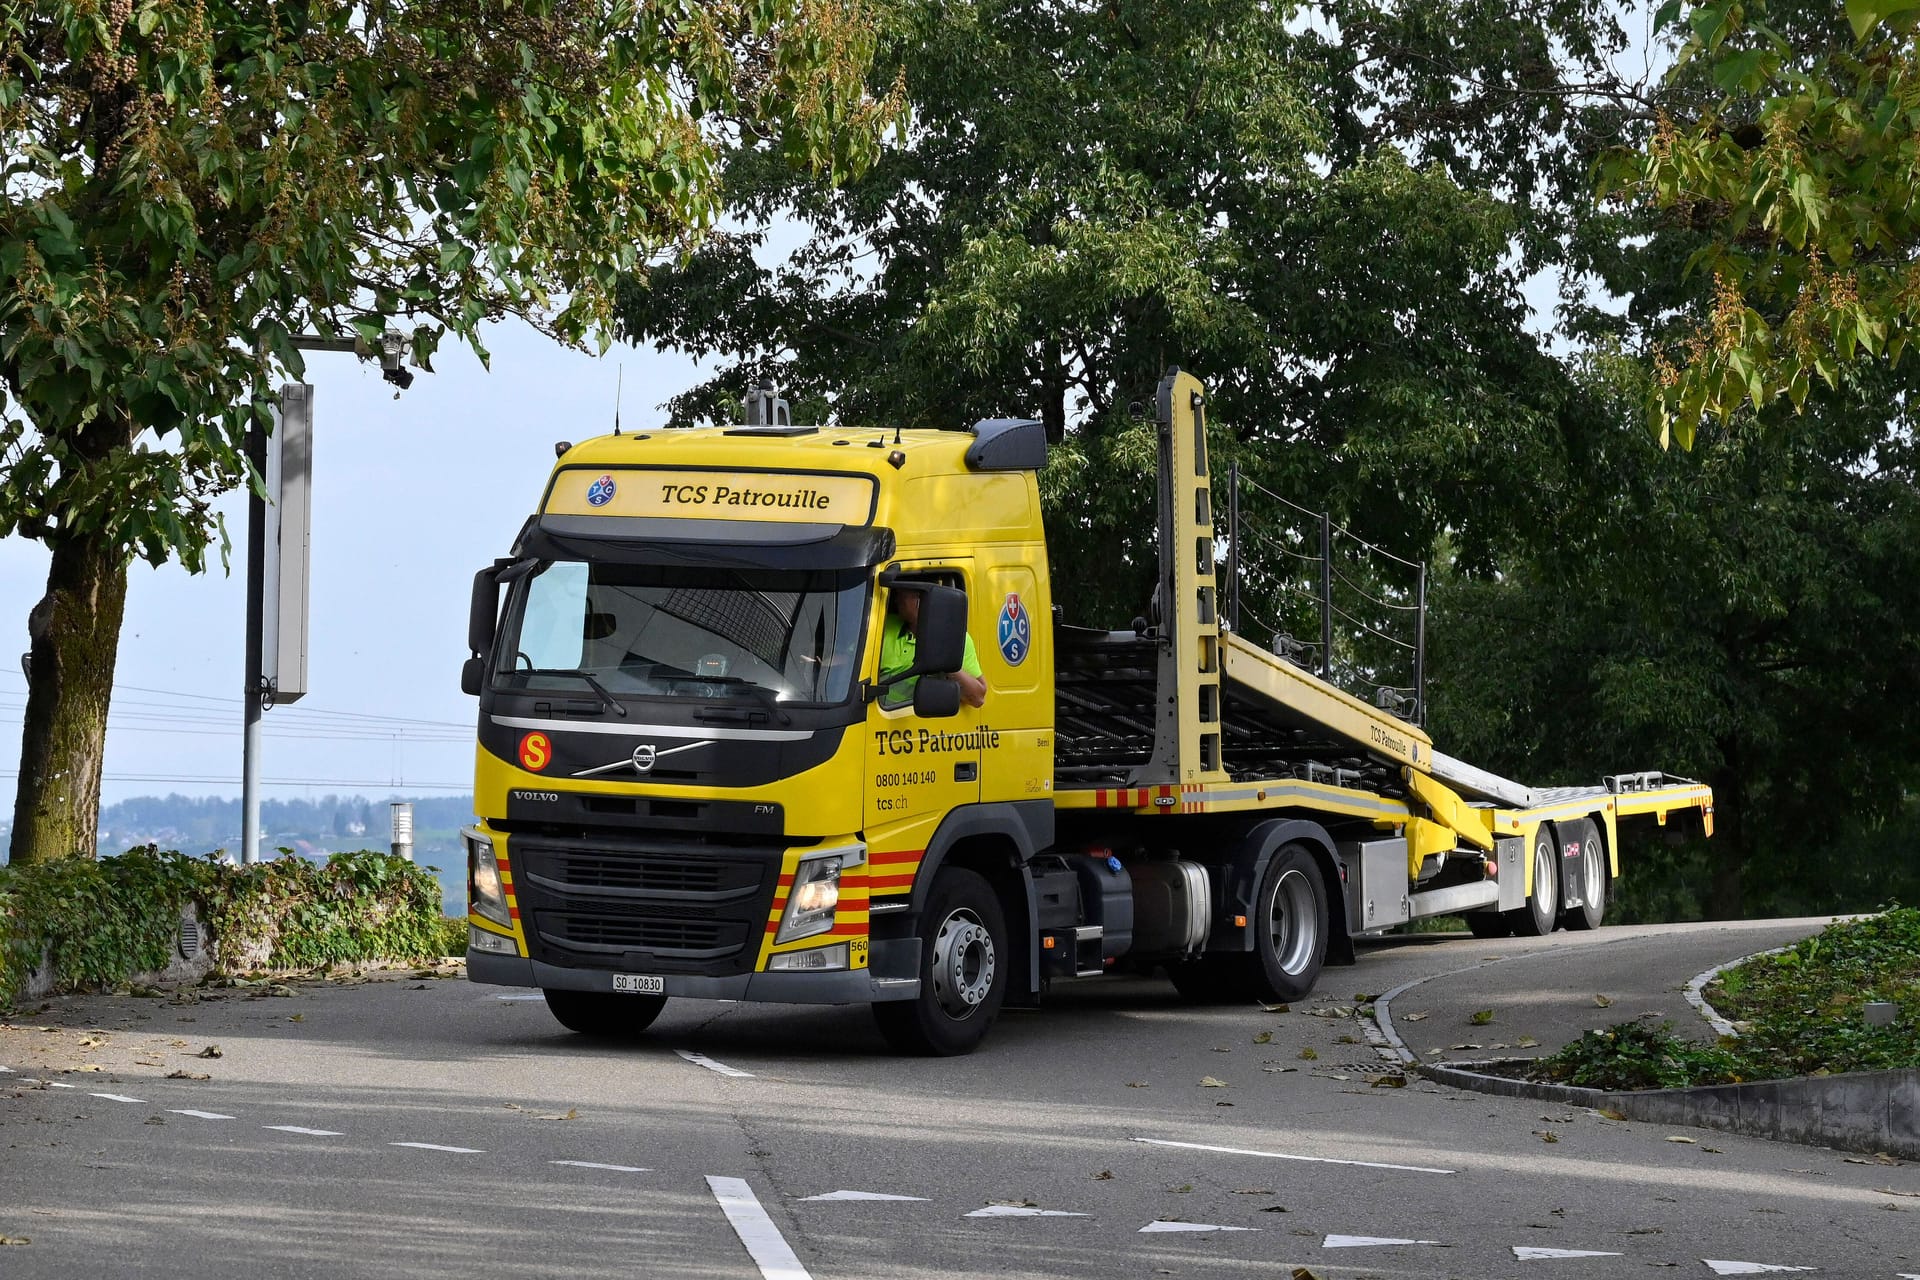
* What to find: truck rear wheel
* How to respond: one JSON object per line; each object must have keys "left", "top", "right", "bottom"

{"left": 1249, "top": 844, "right": 1328, "bottom": 1002}
{"left": 872, "top": 867, "right": 1007, "bottom": 1056}
{"left": 1561, "top": 819, "right": 1607, "bottom": 931}
{"left": 543, "top": 989, "right": 668, "bottom": 1038}
{"left": 1507, "top": 824, "right": 1559, "bottom": 938}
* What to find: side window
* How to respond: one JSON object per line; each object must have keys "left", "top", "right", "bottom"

{"left": 878, "top": 570, "right": 965, "bottom": 711}
{"left": 517, "top": 562, "right": 589, "bottom": 670}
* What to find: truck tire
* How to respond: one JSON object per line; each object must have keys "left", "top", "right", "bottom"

{"left": 1466, "top": 912, "right": 1511, "bottom": 939}
{"left": 1507, "top": 824, "right": 1559, "bottom": 938}
{"left": 872, "top": 868, "right": 1008, "bottom": 1056}
{"left": 543, "top": 989, "right": 667, "bottom": 1038}
{"left": 1561, "top": 818, "right": 1607, "bottom": 931}
{"left": 1248, "top": 843, "right": 1328, "bottom": 1002}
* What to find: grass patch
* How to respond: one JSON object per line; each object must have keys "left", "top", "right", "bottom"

{"left": 1530, "top": 908, "right": 1919, "bottom": 1089}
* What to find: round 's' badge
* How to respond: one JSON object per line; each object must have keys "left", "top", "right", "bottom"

{"left": 586, "top": 474, "right": 617, "bottom": 507}
{"left": 518, "top": 731, "right": 552, "bottom": 772}
{"left": 998, "top": 592, "right": 1032, "bottom": 666}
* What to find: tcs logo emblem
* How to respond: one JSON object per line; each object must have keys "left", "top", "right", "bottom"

{"left": 518, "top": 731, "right": 553, "bottom": 772}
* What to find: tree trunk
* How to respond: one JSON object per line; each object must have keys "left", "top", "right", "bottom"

{"left": 8, "top": 533, "right": 129, "bottom": 864}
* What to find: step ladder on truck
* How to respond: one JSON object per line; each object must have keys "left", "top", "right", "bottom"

{"left": 459, "top": 369, "right": 1715, "bottom": 1054}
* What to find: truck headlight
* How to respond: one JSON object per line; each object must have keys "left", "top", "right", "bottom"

{"left": 775, "top": 846, "right": 862, "bottom": 944}
{"left": 465, "top": 826, "right": 512, "bottom": 928}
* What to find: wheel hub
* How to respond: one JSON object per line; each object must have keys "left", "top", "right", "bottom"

{"left": 931, "top": 909, "right": 995, "bottom": 1018}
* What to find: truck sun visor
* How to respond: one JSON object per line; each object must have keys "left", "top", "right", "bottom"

{"left": 519, "top": 516, "right": 897, "bottom": 571}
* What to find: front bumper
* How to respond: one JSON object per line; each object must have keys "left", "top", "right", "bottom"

{"left": 467, "top": 942, "right": 920, "bottom": 1004}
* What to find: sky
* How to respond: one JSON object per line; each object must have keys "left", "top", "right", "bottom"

{"left": 0, "top": 321, "right": 703, "bottom": 810}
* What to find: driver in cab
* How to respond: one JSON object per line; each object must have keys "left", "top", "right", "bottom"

{"left": 880, "top": 586, "right": 987, "bottom": 709}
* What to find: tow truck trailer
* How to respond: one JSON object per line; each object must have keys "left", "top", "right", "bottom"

{"left": 460, "top": 370, "right": 1714, "bottom": 1054}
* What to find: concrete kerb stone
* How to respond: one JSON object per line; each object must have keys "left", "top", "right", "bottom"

{"left": 1683, "top": 945, "right": 1791, "bottom": 1037}
{"left": 1370, "top": 936, "right": 1919, "bottom": 1160}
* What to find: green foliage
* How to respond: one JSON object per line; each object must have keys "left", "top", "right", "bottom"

{"left": 435, "top": 915, "right": 470, "bottom": 959}
{"left": 0, "top": 847, "right": 447, "bottom": 1006}
{"left": 1604, "top": 0, "right": 1920, "bottom": 441}
{"left": 1534, "top": 1020, "right": 1744, "bottom": 1090}
{"left": 1536, "top": 910, "right": 1920, "bottom": 1087}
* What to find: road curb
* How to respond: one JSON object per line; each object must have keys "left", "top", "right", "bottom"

{"left": 1371, "top": 933, "right": 1917, "bottom": 1159}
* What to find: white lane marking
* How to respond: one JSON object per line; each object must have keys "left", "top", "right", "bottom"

{"left": 0, "top": 1064, "right": 12, "bottom": 1073}
{"left": 1514, "top": 1247, "right": 1623, "bottom": 1260}
{"left": 47, "top": 1082, "right": 76, "bottom": 1089}
{"left": 390, "top": 1142, "right": 484, "bottom": 1153}
{"left": 90, "top": 1093, "right": 145, "bottom": 1103}
{"left": 677, "top": 1049, "right": 755, "bottom": 1078}
{"left": 1325, "top": 1234, "right": 1441, "bottom": 1248}
{"left": 707, "top": 1175, "right": 813, "bottom": 1280}
{"left": 965, "top": 1206, "right": 1088, "bottom": 1218}
{"left": 798, "top": 1190, "right": 929, "bottom": 1202}
{"left": 551, "top": 1160, "right": 650, "bottom": 1173}
{"left": 264, "top": 1126, "right": 344, "bottom": 1137}
{"left": 1133, "top": 1137, "right": 1454, "bottom": 1175}
{"left": 1139, "top": 1221, "right": 1257, "bottom": 1233}
{"left": 168, "top": 1109, "right": 235, "bottom": 1120}
{"left": 1702, "top": 1264, "right": 1815, "bottom": 1276}
{"left": 496, "top": 994, "right": 546, "bottom": 1002}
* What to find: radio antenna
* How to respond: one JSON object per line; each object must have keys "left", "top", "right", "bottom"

{"left": 613, "top": 364, "right": 624, "bottom": 436}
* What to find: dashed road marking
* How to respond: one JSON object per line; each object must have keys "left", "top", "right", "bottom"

{"left": 89, "top": 1093, "right": 145, "bottom": 1103}
{"left": 389, "top": 1142, "right": 484, "bottom": 1154}
{"left": 495, "top": 994, "right": 546, "bottom": 1002}
{"left": 707, "top": 1175, "right": 813, "bottom": 1280}
{"left": 1514, "top": 1247, "right": 1623, "bottom": 1260}
{"left": 1133, "top": 1137, "right": 1455, "bottom": 1175}
{"left": 1324, "top": 1234, "right": 1441, "bottom": 1248}
{"left": 1139, "top": 1222, "right": 1257, "bottom": 1233}
{"left": 47, "top": 1082, "right": 75, "bottom": 1089}
{"left": 965, "top": 1206, "right": 1087, "bottom": 1218}
{"left": 1703, "top": 1264, "right": 1815, "bottom": 1276}
{"left": 798, "top": 1190, "right": 929, "bottom": 1202}
{"left": 168, "top": 1109, "right": 235, "bottom": 1120}
{"left": 264, "top": 1126, "right": 344, "bottom": 1137}
{"left": 551, "top": 1160, "right": 649, "bottom": 1173}
{"left": 677, "top": 1049, "right": 754, "bottom": 1078}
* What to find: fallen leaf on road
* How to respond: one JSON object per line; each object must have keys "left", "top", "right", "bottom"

{"left": 1625, "top": 1226, "right": 1663, "bottom": 1235}
{"left": 194, "top": 1045, "right": 222, "bottom": 1059}
{"left": 1516, "top": 1036, "right": 1539, "bottom": 1048}
{"left": 1211, "top": 1046, "right": 1231, "bottom": 1053}
{"left": 1595, "top": 1108, "right": 1628, "bottom": 1121}
{"left": 165, "top": 1071, "right": 209, "bottom": 1081}
{"left": 0, "top": 1235, "right": 29, "bottom": 1246}
{"left": 1297, "top": 1047, "right": 1317, "bottom": 1060}
{"left": 1534, "top": 1131, "right": 1560, "bottom": 1143}
{"left": 1261, "top": 1204, "right": 1288, "bottom": 1212}
{"left": 1290, "top": 1267, "right": 1325, "bottom": 1279}
{"left": 1215, "top": 1100, "right": 1235, "bottom": 1106}
{"left": 1305, "top": 1006, "right": 1353, "bottom": 1019}
{"left": 1468, "top": 1009, "right": 1495, "bottom": 1025}
{"left": 1092, "top": 1170, "right": 1112, "bottom": 1181}
{"left": 1230, "top": 1188, "right": 1273, "bottom": 1195}
{"left": 538, "top": 1109, "right": 578, "bottom": 1121}
{"left": 1262, "top": 1066, "right": 1297, "bottom": 1073}
{"left": 1402, "top": 1012, "right": 1428, "bottom": 1021}
{"left": 1252, "top": 1031, "right": 1272, "bottom": 1044}
{"left": 1126, "top": 1081, "right": 1149, "bottom": 1088}
{"left": 1199, "top": 1076, "right": 1227, "bottom": 1088}
{"left": 1593, "top": 994, "right": 1613, "bottom": 1008}
{"left": 77, "top": 1036, "right": 104, "bottom": 1049}
{"left": 72, "top": 1064, "right": 104, "bottom": 1073}
{"left": 288, "top": 1014, "right": 304, "bottom": 1023}
{"left": 1261, "top": 1002, "right": 1291, "bottom": 1013}
{"left": 1664, "top": 1136, "right": 1697, "bottom": 1144}
{"left": 1367, "top": 1073, "right": 1407, "bottom": 1088}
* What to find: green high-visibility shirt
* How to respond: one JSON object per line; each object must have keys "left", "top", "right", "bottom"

{"left": 879, "top": 614, "right": 981, "bottom": 706}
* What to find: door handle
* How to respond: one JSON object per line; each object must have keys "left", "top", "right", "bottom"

{"left": 954, "top": 762, "right": 977, "bottom": 782}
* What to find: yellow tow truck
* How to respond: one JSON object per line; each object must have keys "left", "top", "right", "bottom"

{"left": 460, "top": 371, "right": 1713, "bottom": 1054}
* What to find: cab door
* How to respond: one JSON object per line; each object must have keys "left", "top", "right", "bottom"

{"left": 863, "top": 564, "right": 985, "bottom": 902}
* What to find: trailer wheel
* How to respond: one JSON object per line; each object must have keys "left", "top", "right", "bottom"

{"left": 873, "top": 868, "right": 1007, "bottom": 1056}
{"left": 543, "top": 989, "right": 668, "bottom": 1038}
{"left": 1561, "top": 820, "right": 1607, "bottom": 931}
{"left": 1248, "top": 844, "right": 1328, "bottom": 1002}
{"left": 1465, "top": 912, "right": 1511, "bottom": 939}
{"left": 1507, "top": 824, "right": 1559, "bottom": 938}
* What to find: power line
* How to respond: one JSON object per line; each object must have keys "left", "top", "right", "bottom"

{"left": 0, "top": 770, "right": 471, "bottom": 791}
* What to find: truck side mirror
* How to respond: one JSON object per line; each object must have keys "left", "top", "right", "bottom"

{"left": 912, "top": 675, "right": 961, "bottom": 718}
{"left": 460, "top": 654, "right": 487, "bottom": 697}
{"left": 912, "top": 584, "right": 969, "bottom": 675}
{"left": 469, "top": 566, "right": 500, "bottom": 657}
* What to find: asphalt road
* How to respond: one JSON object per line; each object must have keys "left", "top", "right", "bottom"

{"left": 3, "top": 918, "right": 1916, "bottom": 1279}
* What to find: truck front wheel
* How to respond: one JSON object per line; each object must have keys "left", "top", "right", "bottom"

{"left": 873, "top": 867, "right": 1008, "bottom": 1056}
{"left": 543, "top": 989, "right": 668, "bottom": 1039}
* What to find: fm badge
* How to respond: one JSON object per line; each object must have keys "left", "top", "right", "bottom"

{"left": 586, "top": 474, "right": 617, "bottom": 507}
{"left": 518, "top": 731, "right": 552, "bottom": 772}
{"left": 998, "top": 592, "right": 1032, "bottom": 666}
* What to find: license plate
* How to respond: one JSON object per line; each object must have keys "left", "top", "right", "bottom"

{"left": 612, "top": 974, "right": 664, "bottom": 994}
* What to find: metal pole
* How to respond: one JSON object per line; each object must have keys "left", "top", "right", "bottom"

{"left": 389, "top": 801, "right": 414, "bottom": 862}
{"left": 242, "top": 415, "right": 266, "bottom": 865}
{"left": 1227, "top": 462, "right": 1241, "bottom": 633}
{"left": 1414, "top": 562, "right": 1428, "bottom": 726}
{"left": 1318, "top": 512, "right": 1333, "bottom": 680}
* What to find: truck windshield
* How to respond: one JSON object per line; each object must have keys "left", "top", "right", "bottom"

{"left": 495, "top": 561, "right": 869, "bottom": 707}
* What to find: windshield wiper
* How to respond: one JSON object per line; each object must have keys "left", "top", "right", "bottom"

{"left": 522, "top": 667, "right": 627, "bottom": 718}
{"left": 656, "top": 674, "right": 793, "bottom": 726}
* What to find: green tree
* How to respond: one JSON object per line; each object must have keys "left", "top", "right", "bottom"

{"left": 0, "top": 0, "right": 894, "bottom": 863}
{"left": 615, "top": 0, "right": 1637, "bottom": 630}
{"left": 1605, "top": 0, "right": 1920, "bottom": 442}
